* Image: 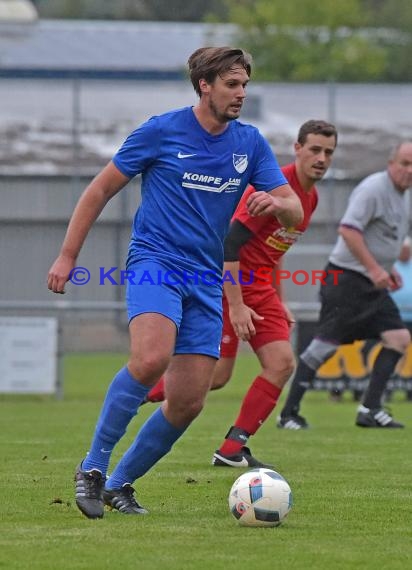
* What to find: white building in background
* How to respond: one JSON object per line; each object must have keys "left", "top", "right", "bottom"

{"left": 0, "top": 0, "right": 37, "bottom": 21}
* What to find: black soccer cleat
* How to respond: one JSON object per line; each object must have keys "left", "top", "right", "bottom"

{"left": 212, "top": 446, "right": 274, "bottom": 468}
{"left": 355, "top": 405, "right": 405, "bottom": 428}
{"left": 74, "top": 463, "right": 105, "bottom": 519}
{"left": 103, "top": 483, "right": 149, "bottom": 515}
{"left": 277, "top": 413, "right": 309, "bottom": 430}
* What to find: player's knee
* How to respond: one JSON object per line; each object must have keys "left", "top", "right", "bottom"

{"left": 301, "top": 338, "right": 337, "bottom": 370}
{"left": 382, "top": 328, "right": 411, "bottom": 353}
{"left": 162, "top": 393, "right": 205, "bottom": 427}
{"left": 184, "top": 398, "right": 205, "bottom": 420}
{"left": 169, "top": 396, "right": 205, "bottom": 423}
{"left": 284, "top": 352, "right": 296, "bottom": 377}
{"left": 128, "top": 351, "right": 170, "bottom": 383}
{"left": 276, "top": 353, "right": 295, "bottom": 379}
{"left": 262, "top": 353, "right": 295, "bottom": 386}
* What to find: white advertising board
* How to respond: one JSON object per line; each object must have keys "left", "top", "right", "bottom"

{"left": 0, "top": 317, "right": 58, "bottom": 394}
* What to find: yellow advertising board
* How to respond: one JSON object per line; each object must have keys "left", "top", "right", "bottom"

{"left": 317, "top": 340, "right": 412, "bottom": 381}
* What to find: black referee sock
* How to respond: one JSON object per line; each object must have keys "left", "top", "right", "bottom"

{"left": 280, "top": 358, "right": 316, "bottom": 418}
{"left": 362, "top": 347, "right": 402, "bottom": 409}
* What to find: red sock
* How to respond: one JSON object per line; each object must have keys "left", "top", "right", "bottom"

{"left": 147, "top": 376, "right": 165, "bottom": 402}
{"left": 220, "top": 376, "right": 282, "bottom": 455}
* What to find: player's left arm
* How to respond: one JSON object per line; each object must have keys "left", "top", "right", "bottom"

{"left": 246, "top": 184, "right": 303, "bottom": 228}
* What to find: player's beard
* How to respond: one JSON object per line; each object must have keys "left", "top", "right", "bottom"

{"left": 208, "top": 98, "right": 239, "bottom": 123}
{"left": 310, "top": 165, "right": 326, "bottom": 181}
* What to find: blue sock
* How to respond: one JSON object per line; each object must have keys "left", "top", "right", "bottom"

{"left": 82, "top": 366, "right": 150, "bottom": 476}
{"left": 106, "top": 408, "right": 187, "bottom": 489}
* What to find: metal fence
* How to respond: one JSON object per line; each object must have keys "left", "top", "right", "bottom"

{"left": 1, "top": 300, "right": 412, "bottom": 400}
{"left": 2, "top": 78, "right": 412, "bottom": 396}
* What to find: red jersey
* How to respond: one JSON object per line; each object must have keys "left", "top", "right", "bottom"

{"left": 233, "top": 162, "right": 318, "bottom": 281}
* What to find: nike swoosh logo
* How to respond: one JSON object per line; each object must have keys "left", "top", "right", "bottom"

{"left": 177, "top": 152, "right": 196, "bottom": 158}
{"left": 213, "top": 453, "right": 249, "bottom": 467}
{"left": 100, "top": 448, "right": 111, "bottom": 454}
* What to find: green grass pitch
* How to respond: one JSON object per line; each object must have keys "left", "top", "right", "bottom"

{"left": 0, "top": 352, "right": 411, "bottom": 570}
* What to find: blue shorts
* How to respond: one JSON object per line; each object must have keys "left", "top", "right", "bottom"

{"left": 125, "top": 259, "right": 223, "bottom": 359}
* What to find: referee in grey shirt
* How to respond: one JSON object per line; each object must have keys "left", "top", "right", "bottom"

{"left": 278, "top": 141, "right": 412, "bottom": 429}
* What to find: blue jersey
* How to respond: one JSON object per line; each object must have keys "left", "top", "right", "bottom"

{"left": 113, "top": 106, "right": 287, "bottom": 274}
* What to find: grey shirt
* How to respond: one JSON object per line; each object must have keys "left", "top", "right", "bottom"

{"left": 329, "top": 170, "right": 410, "bottom": 276}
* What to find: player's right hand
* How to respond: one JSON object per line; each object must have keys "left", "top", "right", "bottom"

{"left": 367, "top": 265, "right": 392, "bottom": 289}
{"left": 228, "top": 303, "right": 264, "bottom": 341}
{"left": 246, "top": 191, "right": 283, "bottom": 217}
{"left": 47, "top": 254, "right": 76, "bottom": 294}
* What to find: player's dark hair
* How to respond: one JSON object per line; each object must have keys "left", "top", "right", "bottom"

{"left": 188, "top": 47, "right": 252, "bottom": 97}
{"left": 297, "top": 120, "right": 338, "bottom": 145}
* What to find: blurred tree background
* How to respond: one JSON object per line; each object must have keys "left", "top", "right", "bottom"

{"left": 32, "top": 0, "right": 412, "bottom": 81}
{"left": 32, "top": 0, "right": 227, "bottom": 21}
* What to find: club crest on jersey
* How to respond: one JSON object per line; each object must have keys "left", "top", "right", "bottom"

{"left": 233, "top": 154, "right": 248, "bottom": 174}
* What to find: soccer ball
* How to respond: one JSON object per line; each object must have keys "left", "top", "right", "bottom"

{"left": 228, "top": 468, "right": 293, "bottom": 527}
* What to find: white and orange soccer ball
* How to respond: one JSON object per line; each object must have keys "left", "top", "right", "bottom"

{"left": 228, "top": 468, "right": 293, "bottom": 527}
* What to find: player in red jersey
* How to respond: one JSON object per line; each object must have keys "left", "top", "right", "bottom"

{"left": 147, "top": 119, "right": 338, "bottom": 467}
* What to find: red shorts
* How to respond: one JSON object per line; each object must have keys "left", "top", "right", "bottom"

{"left": 220, "top": 286, "right": 290, "bottom": 358}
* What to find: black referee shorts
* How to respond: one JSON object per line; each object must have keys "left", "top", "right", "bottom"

{"left": 315, "top": 263, "right": 405, "bottom": 345}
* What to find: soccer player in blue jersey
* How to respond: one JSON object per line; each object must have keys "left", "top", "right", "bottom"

{"left": 47, "top": 46, "right": 303, "bottom": 519}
